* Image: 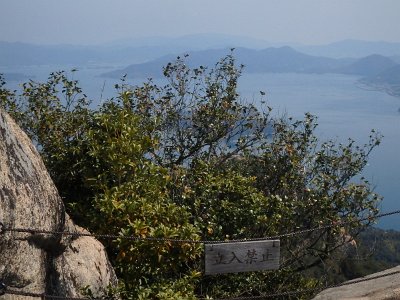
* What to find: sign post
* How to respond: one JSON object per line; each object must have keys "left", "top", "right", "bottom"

{"left": 205, "top": 240, "right": 280, "bottom": 275}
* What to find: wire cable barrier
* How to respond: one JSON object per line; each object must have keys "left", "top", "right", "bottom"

{"left": 1, "top": 210, "right": 400, "bottom": 244}
{"left": 2, "top": 269, "right": 400, "bottom": 300}
{"left": 0, "top": 283, "right": 88, "bottom": 300}
{"left": 1, "top": 209, "right": 399, "bottom": 299}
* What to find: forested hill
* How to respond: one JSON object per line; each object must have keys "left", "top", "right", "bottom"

{"left": 100, "top": 46, "right": 351, "bottom": 78}
{"left": 360, "top": 64, "right": 400, "bottom": 97}
{"left": 336, "top": 54, "right": 398, "bottom": 76}
{"left": 100, "top": 47, "right": 399, "bottom": 81}
{"left": 99, "top": 47, "right": 400, "bottom": 98}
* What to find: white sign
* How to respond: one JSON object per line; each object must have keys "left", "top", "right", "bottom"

{"left": 205, "top": 240, "right": 280, "bottom": 275}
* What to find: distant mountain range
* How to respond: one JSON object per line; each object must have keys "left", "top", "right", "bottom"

{"left": 100, "top": 46, "right": 351, "bottom": 78}
{"left": 100, "top": 46, "right": 400, "bottom": 97}
{"left": 103, "top": 33, "right": 275, "bottom": 50}
{"left": 297, "top": 39, "right": 400, "bottom": 58}
{"left": 0, "top": 41, "right": 164, "bottom": 66}
{"left": 1, "top": 34, "right": 400, "bottom": 97}
{"left": 2, "top": 35, "right": 400, "bottom": 67}
{"left": 337, "top": 54, "right": 398, "bottom": 76}
{"left": 0, "top": 34, "right": 275, "bottom": 67}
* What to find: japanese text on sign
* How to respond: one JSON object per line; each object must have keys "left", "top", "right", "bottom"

{"left": 205, "top": 240, "right": 280, "bottom": 275}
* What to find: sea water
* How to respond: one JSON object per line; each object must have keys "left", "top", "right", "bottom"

{"left": 239, "top": 73, "right": 400, "bottom": 229}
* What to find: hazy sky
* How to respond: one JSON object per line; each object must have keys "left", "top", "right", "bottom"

{"left": 1, "top": 0, "right": 400, "bottom": 45}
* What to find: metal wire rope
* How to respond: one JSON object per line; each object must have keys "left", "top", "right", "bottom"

{"left": 1, "top": 210, "right": 399, "bottom": 299}
{"left": 1, "top": 210, "right": 399, "bottom": 244}
{"left": 2, "top": 269, "right": 400, "bottom": 299}
{"left": 1, "top": 287, "right": 89, "bottom": 300}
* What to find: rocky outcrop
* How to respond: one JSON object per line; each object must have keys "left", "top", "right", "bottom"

{"left": 0, "top": 109, "right": 118, "bottom": 299}
{"left": 312, "top": 265, "right": 400, "bottom": 300}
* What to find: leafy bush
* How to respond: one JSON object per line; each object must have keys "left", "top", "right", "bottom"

{"left": 0, "top": 53, "right": 382, "bottom": 299}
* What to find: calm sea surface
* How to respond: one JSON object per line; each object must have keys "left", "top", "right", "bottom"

{"left": 239, "top": 73, "right": 400, "bottom": 230}
{"left": 3, "top": 66, "right": 400, "bottom": 229}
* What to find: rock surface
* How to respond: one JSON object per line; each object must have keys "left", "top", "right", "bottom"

{"left": 0, "top": 109, "right": 118, "bottom": 299}
{"left": 312, "top": 265, "right": 400, "bottom": 300}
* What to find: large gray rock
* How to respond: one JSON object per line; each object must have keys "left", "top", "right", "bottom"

{"left": 313, "top": 265, "right": 400, "bottom": 300}
{"left": 0, "top": 109, "right": 118, "bottom": 299}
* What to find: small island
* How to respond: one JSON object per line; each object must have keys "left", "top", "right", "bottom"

{"left": 359, "top": 64, "right": 400, "bottom": 98}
